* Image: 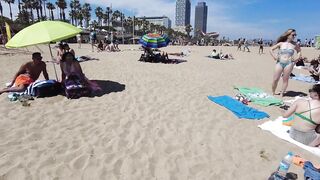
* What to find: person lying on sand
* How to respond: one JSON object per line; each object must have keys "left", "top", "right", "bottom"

{"left": 283, "top": 84, "right": 320, "bottom": 147}
{"left": 209, "top": 49, "right": 234, "bottom": 60}
{"left": 167, "top": 49, "right": 191, "bottom": 57}
{"left": 0, "top": 52, "right": 49, "bottom": 95}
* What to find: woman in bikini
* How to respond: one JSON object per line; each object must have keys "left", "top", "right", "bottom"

{"left": 283, "top": 84, "right": 320, "bottom": 147}
{"left": 270, "top": 29, "right": 301, "bottom": 96}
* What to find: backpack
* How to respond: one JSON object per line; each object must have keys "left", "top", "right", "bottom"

{"left": 64, "top": 74, "right": 91, "bottom": 99}
{"left": 26, "top": 80, "right": 62, "bottom": 98}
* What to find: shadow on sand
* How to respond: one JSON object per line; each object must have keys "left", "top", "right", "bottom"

{"left": 91, "top": 80, "right": 126, "bottom": 97}
{"left": 283, "top": 91, "right": 307, "bottom": 97}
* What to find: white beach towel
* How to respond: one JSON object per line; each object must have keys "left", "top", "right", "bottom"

{"left": 258, "top": 117, "right": 320, "bottom": 157}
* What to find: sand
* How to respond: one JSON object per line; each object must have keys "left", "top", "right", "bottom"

{"left": 0, "top": 44, "right": 319, "bottom": 180}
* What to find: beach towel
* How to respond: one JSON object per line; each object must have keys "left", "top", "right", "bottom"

{"left": 258, "top": 117, "right": 320, "bottom": 157}
{"left": 291, "top": 74, "right": 319, "bottom": 84}
{"left": 235, "top": 87, "right": 283, "bottom": 106}
{"left": 208, "top": 95, "right": 269, "bottom": 120}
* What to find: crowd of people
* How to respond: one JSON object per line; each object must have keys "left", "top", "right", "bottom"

{"left": 1, "top": 27, "right": 320, "bottom": 148}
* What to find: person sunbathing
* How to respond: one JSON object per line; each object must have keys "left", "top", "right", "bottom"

{"left": 63, "top": 43, "right": 75, "bottom": 56}
{"left": 209, "top": 49, "right": 234, "bottom": 60}
{"left": 60, "top": 52, "right": 101, "bottom": 92}
{"left": 0, "top": 52, "right": 49, "bottom": 95}
{"left": 283, "top": 84, "right": 320, "bottom": 147}
{"left": 309, "top": 60, "right": 320, "bottom": 81}
{"left": 97, "top": 40, "right": 105, "bottom": 52}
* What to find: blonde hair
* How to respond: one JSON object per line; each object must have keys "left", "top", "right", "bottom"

{"left": 277, "top": 29, "right": 296, "bottom": 43}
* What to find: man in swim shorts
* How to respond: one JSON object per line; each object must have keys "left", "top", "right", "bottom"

{"left": 0, "top": 52, "right": 49, "bottom": 95}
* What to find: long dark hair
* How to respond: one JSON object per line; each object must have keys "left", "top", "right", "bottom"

{"left": 61, "top": 52, "right": 76, "bottom": 62}
{"left": 310, "top": 84, "right": 320, "bottom": 97}
{"left": 277, "top": 29, "right": 296, "bottom": 43}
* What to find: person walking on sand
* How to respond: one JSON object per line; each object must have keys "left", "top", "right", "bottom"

{"left": 258, "top": 38, "right": 264, "bottom": 54}
{"left": 270, "top": 29, "right": 301, "bottom": 97}
{"left": 89, "top": 30, "right": 97, "bottom": 52}
{"left": 76, "top": 34, "right": 82, "bottom": 49}
{"left": 237, "top": 38, "right": 242, "bottom": 51}
{"left": 0, "top": 52, "right": 49, "bottom": 95}
{"left": 243, "top": 38, "right": 250, "bottom": 52}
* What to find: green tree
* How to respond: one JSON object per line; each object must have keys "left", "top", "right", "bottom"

{"left": 185, "top": 24, "right": 192, "bottom": 38}
{"left": 55, "top": 0, "right": 66, "bottom": 20}
{"left": 46, "top": 2, "right": 55, "bottom": 20}
{"left": 104, "top": 6, "right": 112, "bottom": 27}
{"left": 95, "top": 6, "right": 103, "bottom": 26}
{"left": 111, "top": 10, "right": 120, "bottom": 26}
{"left": 22, "top": 0, "right": 34, "bottom": 22}
{"left": 82, "top": 3, "right": 91, "bottom": 27}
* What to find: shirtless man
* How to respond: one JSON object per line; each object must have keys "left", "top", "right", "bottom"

{"left": 0, "top": 52, "right": 49, "bottom": 95}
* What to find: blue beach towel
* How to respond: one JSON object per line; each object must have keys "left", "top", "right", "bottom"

{"left": 291, "top": 74, "right": 319, "bottom": 84}
{"left": 208, "top": 95, "right": 269, "bottom": 120}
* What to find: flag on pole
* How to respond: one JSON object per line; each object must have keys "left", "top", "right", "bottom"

{"left": 5, "top": 22, "right": 12, "bottom": 40}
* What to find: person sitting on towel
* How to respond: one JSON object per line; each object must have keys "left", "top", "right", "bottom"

{"left": 210, "top": 49, "right": 220, "bottom": 59}
{"left": 283, "top": 84, "right": 320, "bottom": 147}
{"left": 60, "top": 52, "right": 101, "bottom": 92}
{"left": 0, "top": 52, "right": 49, "bottom": 95}
{"left": 309, "top": 60, "right": 320, "bottom": 81}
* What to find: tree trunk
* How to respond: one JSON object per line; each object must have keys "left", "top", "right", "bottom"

{"left": 62, "top": 10, "right": 65, "bottom": 20}
{"left": 39, "top": 5, "right": 43, "bottom": 20}
{"left": 36, "top": 8, "right": 40, "bottom": 20}
{"left": 30, "top": 8, "right": 34, "bottom": 22}
{"left": 43, "top": 1, "right": 47, "bottom": 18}
{"left": 51, "top": 10, "right": 54, "bottom": 20}
{"left": 9, "top": 3, "right": 13, "bottom": 20}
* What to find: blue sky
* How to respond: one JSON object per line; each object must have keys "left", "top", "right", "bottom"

{"left": 2, "top": 0, "right": 320, "bottom": 39}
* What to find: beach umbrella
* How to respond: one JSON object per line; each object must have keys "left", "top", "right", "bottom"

{"left": 5, "top": 21, "right": 82, "bottom": 80}
{"left": 139, "top": 33, "right": 170, "bottom": 48}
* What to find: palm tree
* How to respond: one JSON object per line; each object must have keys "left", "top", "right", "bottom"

{"left": 95, "top": 6, "right": 103, "bottom": 26}
{"left": 55, "top": 0, "right": 66, "bottom": 20}
{"left": 17, "top": 0, "right": 21, "bottom": 15}
{"left": 32, "top": 0, "right": 41, "bottom": 20}
{"left": 82, "top": 3, "right": 91, "bottom": 28}
{"left": 42, "top": 0, "right": 46, "bottom": 18}
{"left": 76, "top": 7, "right": 83, "bottom": 26}
{"left": 22, "top": 0, "right": 34, "bottom": 22}
{"left": 0, "top": 1, "right": 3, "bottom": 16}
{"left": 38, "top": 0, "right": 43, "bottom": 20}
{"left": 4, "top": 0, "right": 15, "bottom": 20}
{"left": 185, "top": 24, "right": 192, "bottom": 38}
{"left": 69, "top": 0, "right": 80, "bottom": 25}
{"left": 104, "top": 6, "right": 112, "bottom": 28}
{"left": 111, "top": 10, "right": 121, "bottom": 27}
{"left": 46, "top": 2, "right": 55, "bottom": 20}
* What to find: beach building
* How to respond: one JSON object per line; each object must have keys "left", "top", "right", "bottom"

{"left": 136, "top": 16, "right": 172, "bottom": 29}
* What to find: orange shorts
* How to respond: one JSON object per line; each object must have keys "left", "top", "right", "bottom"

{"left": 14, "top": 74, "right": 34, "bottom": 87}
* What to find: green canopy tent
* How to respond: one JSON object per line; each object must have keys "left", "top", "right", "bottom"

{"left": 5, "top": 21, "right": 82, "bottom": 80}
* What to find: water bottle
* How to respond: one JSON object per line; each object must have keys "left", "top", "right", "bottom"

{"left": 275, "top": 152, "right": 294, "bottom": 179}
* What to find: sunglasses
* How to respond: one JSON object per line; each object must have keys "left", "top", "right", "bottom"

{"left": 292, "top": 34, "right": 297, "bottom": 37}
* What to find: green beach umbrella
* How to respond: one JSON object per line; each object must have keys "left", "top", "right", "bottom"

{"left": 5, "top": 21, "right": 82, "bottom": 80}
{"left": 5, "top": 21, "right": 82, "bottom": 48}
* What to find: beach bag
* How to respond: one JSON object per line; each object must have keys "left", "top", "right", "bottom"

{"left": 304, "top": 161, "right": 320, "bottom": 180}
{"left": 26, "top": 80, "right": 62, "bottom": 97}
{"left": 64, "top": 74, "right": 90, "bottom": 99}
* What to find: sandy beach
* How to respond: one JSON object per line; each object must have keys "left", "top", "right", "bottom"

{"left": 0, "top": 44, "right": 319, "bottom": 179}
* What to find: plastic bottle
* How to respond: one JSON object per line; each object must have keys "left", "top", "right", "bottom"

{"left": 275, "top": 152, "right": 294, "bottom": 178}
